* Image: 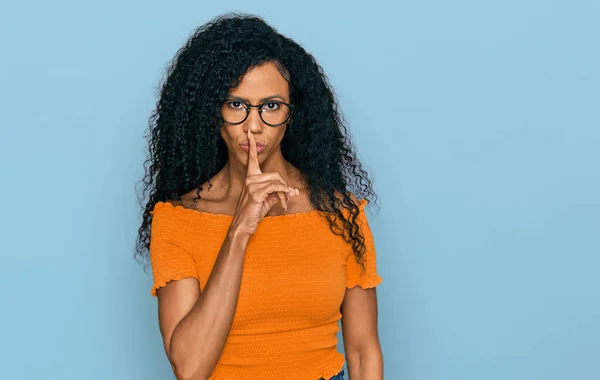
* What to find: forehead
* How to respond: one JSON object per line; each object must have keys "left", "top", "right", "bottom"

{"left": 229, "top": 62, "right": 289, "bottom": 100}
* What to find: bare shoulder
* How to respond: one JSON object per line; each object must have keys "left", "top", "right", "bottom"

{"left": 333, "top": 191, "right": 362, "bottom": 209}
{"left": 168, "top": 177, "right": 234, "bottom": 215}
{"left": 166, "top": 179, "right": 216, "bottom": 210}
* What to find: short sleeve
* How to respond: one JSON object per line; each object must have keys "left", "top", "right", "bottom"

{"left": 149, "top": 203, "right": 200, "bottom": 296}
{"left": 346, "top": 199, "right": 383, "bottom": 289}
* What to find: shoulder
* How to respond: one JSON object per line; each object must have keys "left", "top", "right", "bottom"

{"left": 333, "top": 191, "right": 366, "bottom": 211}
{"left": 161, "top": 179, "right": 222, "bottom": 213}
{"left": 150, "top": 187, "right": 209, "bottom": 225}
{"left": 348, "top": 193, "right": 361, "bottom": 207}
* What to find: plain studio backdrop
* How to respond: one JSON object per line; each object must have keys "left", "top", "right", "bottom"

{"left": 1, "top": 1, "right": 598, "bottom": 379}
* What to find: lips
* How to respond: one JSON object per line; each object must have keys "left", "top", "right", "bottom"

{"left": 240, "top": 143, "right": 267, "bottom": 153}
{"left": 240, "top": 142, "right": 267, "bottom": 148}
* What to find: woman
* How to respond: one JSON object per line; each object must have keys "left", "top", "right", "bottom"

{"left": 136, "top": 13, "right": 383, "bottom": 380}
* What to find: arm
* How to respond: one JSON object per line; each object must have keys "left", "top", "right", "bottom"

{"left": 157, "top": 226, "right": 250, "bottom": 380}
{"left": 341, "top": 286, "right": 384, "bottom": 380}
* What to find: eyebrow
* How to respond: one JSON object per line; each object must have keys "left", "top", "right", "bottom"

{"left": 226, "top": 94, "right": 286, "bottom": 102}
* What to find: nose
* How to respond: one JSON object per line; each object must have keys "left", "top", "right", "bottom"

{"left": 243, "top": 106, "right": 264, "bottom": 134}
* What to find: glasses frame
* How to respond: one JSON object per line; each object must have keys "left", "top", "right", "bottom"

{"left": 221, "top": 99, "right": 294, "bottom": 127}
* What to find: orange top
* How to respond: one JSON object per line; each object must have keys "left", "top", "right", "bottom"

{"left": 149, "top": 198, "right": 382, "bottom": 380}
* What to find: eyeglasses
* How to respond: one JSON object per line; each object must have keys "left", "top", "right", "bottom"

{"left": 221, "top": 99, "right": 293, "bottom": 127}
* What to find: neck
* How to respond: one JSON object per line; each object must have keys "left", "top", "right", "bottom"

{"left": 221, "top": 149, "right": 303, "bottom": 200}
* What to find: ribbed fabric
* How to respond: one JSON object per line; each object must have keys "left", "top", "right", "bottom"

{"left": 149, "top": 198, "right": 382, "bottom": 380}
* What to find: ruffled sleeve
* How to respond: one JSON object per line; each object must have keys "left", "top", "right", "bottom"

{"left": 346, "top": 199, "right": 383, "bottom": 289}
{"left": 149, "top": 203, "right": 200, "bottom": 296}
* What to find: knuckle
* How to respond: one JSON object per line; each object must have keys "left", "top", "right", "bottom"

{"left": 277, "top": 173, "right": 288, "bottom": 185}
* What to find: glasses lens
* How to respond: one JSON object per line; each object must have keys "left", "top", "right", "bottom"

{"left": 260, "top": 102, "right": 291, "bottom": 125}
{"left": 221, "top": 101, "right": 248, "bottom": 124}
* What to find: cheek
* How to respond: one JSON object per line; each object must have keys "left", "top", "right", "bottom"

{"left": 219, "top": 128, "right": 235, "bottom": 145}
{"left": 274, "top": 127, "right": 287, "bottom": 142}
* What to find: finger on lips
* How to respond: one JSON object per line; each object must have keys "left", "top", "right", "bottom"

{"left": 246, "top": 130, "right": 299, "bottom": 210}
{"left": 246, "top": 129, "right": 261, "bottom": 176}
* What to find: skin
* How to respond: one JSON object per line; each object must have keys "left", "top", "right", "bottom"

{"left": 157, "top": 62, "right": 383, "bottom": 379}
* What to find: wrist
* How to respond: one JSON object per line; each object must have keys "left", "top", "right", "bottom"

{"left": 227, "top": 224, "right": 252, "bottom": 243}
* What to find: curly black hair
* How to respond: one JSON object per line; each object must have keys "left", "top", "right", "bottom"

{"left": 135, "top": 12, "right": 378, "bottom": 272}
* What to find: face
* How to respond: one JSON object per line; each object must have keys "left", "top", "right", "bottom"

{"left": 219, "top": 61, "right": 290, "bottom": 167}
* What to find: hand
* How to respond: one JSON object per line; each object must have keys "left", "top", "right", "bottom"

{"left": 229, "top": 130, "right": 299, "bottom": 236}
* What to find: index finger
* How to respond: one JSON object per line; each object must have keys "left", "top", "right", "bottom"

{"left": 246, "top": 129, "right": 262, "bottom": 176}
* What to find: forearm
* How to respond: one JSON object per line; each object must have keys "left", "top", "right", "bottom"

{"left": 169, "top": 227, "right": 250, "bottom": 379}
{"left": 346, "top": 347, "right": 383, "bottom": 380}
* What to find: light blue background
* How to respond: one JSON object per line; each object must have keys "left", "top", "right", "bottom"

{"left": 1, "top": 1, "right": 598, "bottom": 379}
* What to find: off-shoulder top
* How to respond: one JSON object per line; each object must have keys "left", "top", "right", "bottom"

{"left": 149, "top": 198, "right": 382, "bottom": 380}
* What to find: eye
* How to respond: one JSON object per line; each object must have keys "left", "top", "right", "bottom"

{"left": 227, "top": 101, "right": 246, "bottom": 110}
{"left": 262, "top": 102, "right": 281, "bottom": 112}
